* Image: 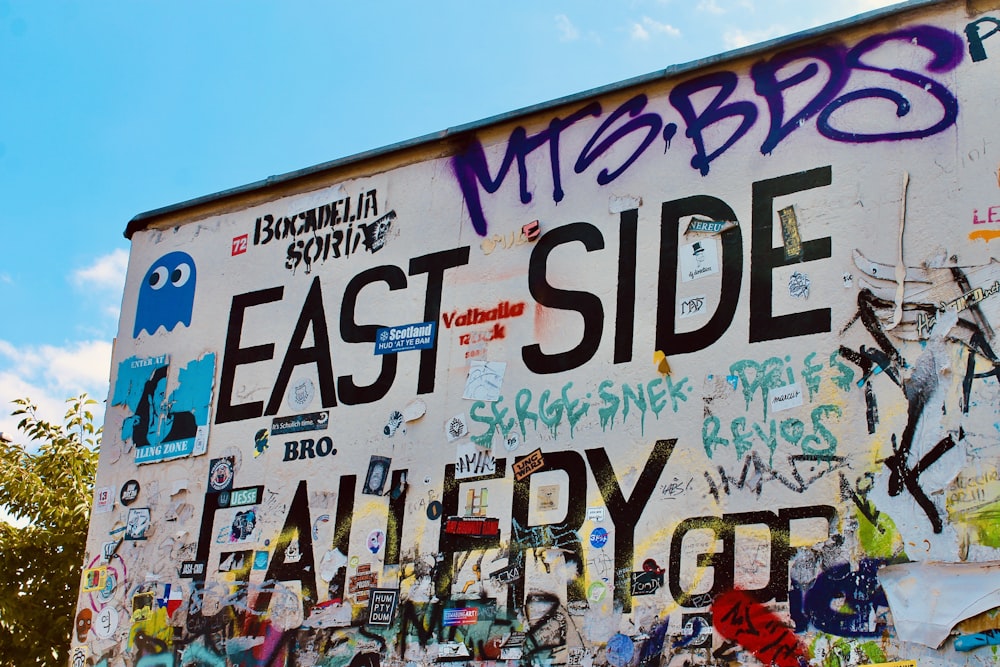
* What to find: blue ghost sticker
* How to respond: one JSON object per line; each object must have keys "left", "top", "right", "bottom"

{"left": 133, "top": 251, "right": 197, "bottom": 337}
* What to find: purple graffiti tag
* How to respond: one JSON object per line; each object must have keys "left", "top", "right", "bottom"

{"left": 451, "top": 102, "right": 601, "bottom": 236}
{"left": 817, "top": 26, "right": 963, "bottom": 143}
{"left": 669, "top": 70, "right": 758, "bottom": 176}
{"left": 751, "top": 43, "right": 849, "bottom": 155}
{"left": 574, "top": 94, "right": 666, "bottom": 185}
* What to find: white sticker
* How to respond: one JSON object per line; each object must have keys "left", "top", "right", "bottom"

{"left": 445, "top": 414, "right": 469, "bottom": 442}
{"left": 93, "top": 606, "right": 119, "bottom": 638}
{"left": 94, "top": 486, "right": 114, "bottom": 514}
{"left": 454, "top": 441, "right": 497, "bottom": 480}
{"left": 680, "top": 240, "right": 720, "bottom": 282}
{"left": 287, "top": 377, "right": 316, "bottom": 411}
{"left": 769, "top": 382, "right": 804, "bottom": 413}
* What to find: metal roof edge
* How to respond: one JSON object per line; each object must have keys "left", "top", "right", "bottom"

{"left": 125, "top": 0, "right": 944, "bottom": 239}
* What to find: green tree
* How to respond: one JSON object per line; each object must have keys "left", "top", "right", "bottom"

{"left": 0, "top": 396, "right": 100, "bottom": 667}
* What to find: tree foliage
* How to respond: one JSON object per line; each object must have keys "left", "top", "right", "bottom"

{"left": 0, "top": 396, "right": 100, "bottom": 667}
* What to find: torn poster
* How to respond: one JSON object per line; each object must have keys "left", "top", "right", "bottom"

{"left": 112, "top": 353, "right": 216, "bottom": 464}
{"left": 877, "top": 561, "right": 1000, "bottom": 647}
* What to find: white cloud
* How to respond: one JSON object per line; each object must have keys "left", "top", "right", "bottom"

{"left": 0, "top": 339, "right": 111, "bottom": 442}
{"left": 73, "top": 248, "right": 128, "bottom": 292}
{"left": 697, "top": 0, "right": 726, "bottom": 15}
{"left": 555, "top": 14, "right": 580, "bottom": 42}
{"left": 631, "top": 17, "right": 681, "bottom": 41}
{"left": 723, "top": 24, "right": 786, "bottom": 49}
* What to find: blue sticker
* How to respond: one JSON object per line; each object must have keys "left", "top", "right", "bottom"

{"left": 374, "top": 322, "right": 436, "bottom": 354}
{"left": 606, "top": 633, "right": 634, "bottom": 667}
{"left": 134, "top": 251, "right": 197, "bottom": 337}
{"left": 590, "top": 527, "right": 608, "bottom": 548}
{"left": 112, "top": 353, "right": 216, "bottom": 464}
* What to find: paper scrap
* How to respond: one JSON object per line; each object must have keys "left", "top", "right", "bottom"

{"left": 685, "top": 216, "right": 738, "bottom": 235}
{"left": 653, "top": 350, "right": 671, "bottom": 375}
{"left": 878, "top": 561, "right": 1000, "bottom": 648}
{"left": 887, "top": 171, "right": 909, "bottom": 331}
{"left": 401, "top": 398, "right": 426, "bottom": 422}
{"left": 609, "top": 194, "right": 643, "bottom": 213}
{"left": 463, "top": 361, "right": 507, "bottom": 402}
{"left": 768, "top": 383, "right": 803, "bottom": 413}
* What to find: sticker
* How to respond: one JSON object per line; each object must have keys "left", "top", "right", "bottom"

{"left": 522, "top": 219, "right": 541, "bottom": 240}
{"left": 590, "top": 527, "right": 608, "bottom": 548}
{"left": 778, "top": 205, "right": 803, "bottom": 260}
{"left": 680, "top": 239, "right": 720, "bottom": 282}
{"left": 768, "top": 382, "right": 804, "bottom": 413}
{"left": 75, "top": 608, "right": 93, "bottom": 642}
{"left": 463, "top": 361, "right": 507, "bottom": 402}
{"left": 253, "top": 551, "right": 269, "bottom": 570}
{"left": 97, "top": 570, "right": 118, "bottom": 603}
{"left": 536, "top": 484, "right": 559, "bottom": 511}
{"left": 427, "top": 500, "right": 443, "bottom": 520}
{"left": 253, "top": 429, "right": 269, "bottom": 457}
{"left": 112, "top": 353, "right": 215, "bottom": 464}
{"left": 631, "top": 569, "right": 664, "bottom": 595}
{"left": 587, "top": 507, "right": 605, "bottom": 522}
{"left": 502, "top": 430, "right": 521, "bottom": 452}
{"left": 685, "top": 216, "right": 737, "bottom": 235}
{"left": 374, "top": 321, "right": 437, "bottom": 355}
{"left": 363, "top": 456, "right": 391, "bottom": 495}
{"left": 587, "top": 581, "right": 607, "bottom": 602}
{"left": 368, "top": 588, "right": 399, "bottom": 626}
{"left": 679, "top": 613, "right": 713, "bottom": 648}
{"left": 271, "top": 411, "right": 329, "bottom": 435}
{"left": 133, "top": 251, "right": 196, "bottom": 337}
{"left": 445, "top": 414, "right": 469, "bottom": 441}
{"left": 606, "top": 633, "right": 635, "bottom": 667}
{"left": 94, "top": 486, "right": 114, "bottom": 513}
{"left": 454, "top": 441, "right": 496, "bottom": 480}
{"left": 231, "top": 233, "right": 248, "bottom": 256}
{"left": 120, "top": 480, "right": 140, "bottom": 506}
{"left": 81, "top": 566, "right": 107, "bottom": 592}
{"left": 367, "top": 530, "right": 386, "bottom": 554}
{"left": 444, "top": 516, "right": 500, "bottom": 537}
{"left": 286, "top": 377, "right": 315, "bottom": 411}
{"left": 208, "top": 457, "right": 235, "bottom": 492}
{"left": 443, "top": 607, "right": 479, "bottom": 626}
{"left": 124, "top": 508, "right": 151, "bottom": 540}
{"left": 229, "top": 508, "right": 257, "bottom": 542}
{"left": 348, "top": 563, "right": 377, "bottom": 602}
{"left": 383, "top": 411, "right": 404, "bottom": 437}
{"left": 789, "top": 271, "right": 811, "bottom": 299}
{"left": 678, "top": 295, "right": 708, "bottom": 319}
{"left": 490, "top": 563, "right": 521, "bottom": 585}
{"left": 93, "top": 606, "right": 119, "bottom": 639}
{"left": 179, "top": 561, "right": 207, "bottom": 578}
{"left": 512, "top": 448, "right": 545, "bottom": 481}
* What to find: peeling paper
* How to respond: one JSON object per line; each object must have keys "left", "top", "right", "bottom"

{"left": 877, "top": 561, "right": 1000, "bottom": 647}
{"left": 608, "top": 194, "right": 642, "bottom": 213}
{"left": 401, "top": 398, "right": 426, "bottom": 422}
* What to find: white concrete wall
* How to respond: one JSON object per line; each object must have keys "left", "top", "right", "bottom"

{"left": 73, "top": 2, "right": 1000, "bottom": 666}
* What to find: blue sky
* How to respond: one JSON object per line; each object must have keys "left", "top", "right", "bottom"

{"left": 0, "top": 0, "right": 898, "bottom": 437}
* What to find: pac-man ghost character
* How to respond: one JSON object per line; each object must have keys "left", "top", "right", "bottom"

{"left": 133, "top": 251, "right": 197, "bottom": 337}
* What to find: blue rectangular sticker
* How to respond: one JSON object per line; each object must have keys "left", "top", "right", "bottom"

{"left": 374, "top": 321, "right": 437, "bottom": 355}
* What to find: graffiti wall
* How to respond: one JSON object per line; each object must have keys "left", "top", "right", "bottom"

{"left": 74, "top": 2, "right": 1000, "bottom": 666}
